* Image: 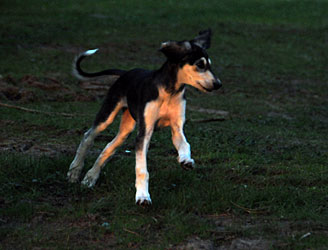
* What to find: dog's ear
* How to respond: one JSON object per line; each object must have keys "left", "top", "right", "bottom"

{"left": 191, "top": 29, "right": 212, "bottom": 49}
{"left": 159, "top": 40, "right": 191, "bottom": 61}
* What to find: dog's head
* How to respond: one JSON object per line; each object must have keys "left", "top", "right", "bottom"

{"left": 160, "top": 29, "right": 222, "bottom": 92}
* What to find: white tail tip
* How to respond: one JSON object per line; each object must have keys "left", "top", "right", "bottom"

{"left": 84, "top": 48, "right": 99, "bottom": 56}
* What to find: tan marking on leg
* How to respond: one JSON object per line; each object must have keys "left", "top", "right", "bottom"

{"left": 81, "top": 109, "right": 136, "bottom": 187}
{"left": 94, "top": 109, "right": 135, "bottom": 167}
{"left": 135, "top": 172, "right": 148, "bottom": 187}
{"left": 95, "top": 101, "right": 125, "bottom": 133}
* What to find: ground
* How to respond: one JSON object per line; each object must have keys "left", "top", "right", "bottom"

{"left": 1, "top": 0, "right": 328, "bottom": 249}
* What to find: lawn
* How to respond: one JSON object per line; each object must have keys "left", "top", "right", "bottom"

{"left": 1, "top": 0, "right": 328, "bottom": 249}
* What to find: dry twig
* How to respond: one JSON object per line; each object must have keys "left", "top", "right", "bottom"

{"left": 230, "top": 201, "right": 268, "bottom": 214}
{"left": 123, "top": 228, "right": 140, "bottom": 236}
{"left": 0, "top": 102, "right": 84, "bottom": 117}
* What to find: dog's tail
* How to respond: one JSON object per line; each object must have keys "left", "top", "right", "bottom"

{"left": 73, "top": 49, "right": 127, "bottom": 80}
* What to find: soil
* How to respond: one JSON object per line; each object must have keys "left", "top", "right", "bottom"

{"left": 0, "top": 74, "right": 118, "bottom": 103}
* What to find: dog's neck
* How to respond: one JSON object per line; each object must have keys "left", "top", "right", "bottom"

{"left": 156, "top": 61, "right": 185, "bottom": 95}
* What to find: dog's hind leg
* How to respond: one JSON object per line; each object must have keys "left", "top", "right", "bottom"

{"left": 170, "top": 100, "right": 195, "bottom": 170}
{"left": 67, "top": 127, "right": 99, "bottom": 183}
{"left": 67, "top": 99, "right": 124, "bottom": 183}
{"left": 81, "top": 109, "right": 136, "bottom": 187}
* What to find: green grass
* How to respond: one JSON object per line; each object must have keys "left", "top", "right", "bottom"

{"left": 1, "top": 0, "right": 328, "bottom": 249}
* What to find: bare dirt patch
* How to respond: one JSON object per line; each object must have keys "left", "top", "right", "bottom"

{"left": 0, "top": 138, "right": 76, "bottom": 157}
{"left": 1, "top": 213, "right": 117, "bottom": 250}
{"left": 0, "top": 74, "right": 118, "bottom": 103}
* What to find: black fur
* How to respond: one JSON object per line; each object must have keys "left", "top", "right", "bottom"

{"left": 75, "top": 54, "right": 126, "bottom": 78}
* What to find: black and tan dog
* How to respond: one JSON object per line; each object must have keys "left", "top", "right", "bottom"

{"left": 67, "top": 29, "right": 222, "bottom": 205}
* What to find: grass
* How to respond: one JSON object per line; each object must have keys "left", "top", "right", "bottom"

{"left": 1, "top": 0, "right": 328, "bottom": 249}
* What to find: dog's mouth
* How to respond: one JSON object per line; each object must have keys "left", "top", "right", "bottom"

{"left": 196, "top": 81, "right": 212, "bottom": 92}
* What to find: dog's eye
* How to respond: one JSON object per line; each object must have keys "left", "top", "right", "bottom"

{"left": 195, "top": 59, "right": 206, "bottom": 70}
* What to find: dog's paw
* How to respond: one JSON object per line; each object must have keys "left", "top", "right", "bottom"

{"left": 136, "top": 196, "right": 152, "bottom": 207}
{"left": 135, "top": 191, "right": 152, "bottom": 206}
{"left": 67, "top": 168, "right": 81, "bottom": 183}
{"left": 67, "top": 161, "right": 84, "bottom": 183}
{"left": 81, "top": 171, "right": 99, "bottom": 188}
{"left": 180, "top": 159, "right": 195, "bottom": 170}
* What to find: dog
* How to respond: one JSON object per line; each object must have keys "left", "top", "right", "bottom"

{"left": 67, "top": 29, "right": 222, "bottom": 205}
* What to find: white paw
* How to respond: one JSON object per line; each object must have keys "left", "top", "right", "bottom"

{"left": 179, "top": 157, "right": 195, "bottom": 170}
{"left": 67, "top": 164, "right": 83, "bottom": 183}
{"left": 135, "top": 192, "right": 152, "bottom": 206}
{"left": 81, "top": 170, "right": 99, "bottom": 188}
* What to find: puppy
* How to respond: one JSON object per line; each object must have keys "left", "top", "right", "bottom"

{"left": 67, "top": 29, "right": 222, "bottom": 205}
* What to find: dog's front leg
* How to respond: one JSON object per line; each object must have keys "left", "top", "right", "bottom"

{"left": 135, "top": 102, "right": 158, "bottom": 205}
{"left": 171, "top": 100, "right": 195, "bottom": 170}
{"left": 171, "top": 124, "right": 195, "bottom": 170}
{"left": 135, "top": 128, "right": 153, "bottom": 205}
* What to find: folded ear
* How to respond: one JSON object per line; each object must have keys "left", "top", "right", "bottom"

{"left": 191, "top": 29, "right": 212, "bottom": 49}
{"left": 159, "top": 40, "right": 191, "bottom": 61}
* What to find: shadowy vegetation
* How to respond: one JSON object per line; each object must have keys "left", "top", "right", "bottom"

{"left": 1, "top": 0, "right": 327, "bottom": 249}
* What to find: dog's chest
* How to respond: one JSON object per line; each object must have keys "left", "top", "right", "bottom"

{"left": 156, "top": 91, "right": 184, "bottom": 127}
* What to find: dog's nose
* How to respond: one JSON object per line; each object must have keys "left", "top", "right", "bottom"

{"left": 213, "top": 78, "right": 222, "bottom": 90}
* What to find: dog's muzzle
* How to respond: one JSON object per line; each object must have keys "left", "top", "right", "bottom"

{"left": 213, "top": 78, "right": 222, "bottom": 90}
